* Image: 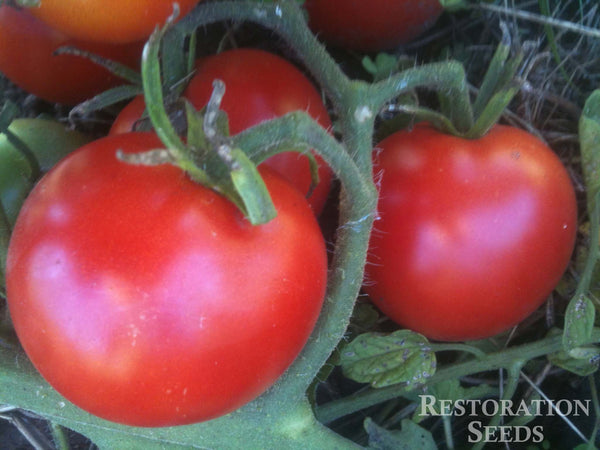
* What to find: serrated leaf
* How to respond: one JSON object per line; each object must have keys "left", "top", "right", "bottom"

{"left": 365, "top": 418, "right": 437, "bottom": 450}
{"left": 340, "top": 330, "right": 436, "bottom": 388}
{"left": 563, "top": 294, "right": 596, "bottom": 351}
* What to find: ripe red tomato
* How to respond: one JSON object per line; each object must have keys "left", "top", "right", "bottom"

{"left": 28, "top": 0, "right": 201, "bottom": 44}
{"left": 364, "top": 124, "right": 577, "bottom": 341}
{"left": 111, "top": 48, "right": 333, "bottom": 214}
{"left": 304, "top": 0, "right": 443, "bottom": 52}
{"left": 6, "top": 132, "right": 327, "bottom": 426}
{"left": 0, "top": 5, "right": 142, "bottom": 105}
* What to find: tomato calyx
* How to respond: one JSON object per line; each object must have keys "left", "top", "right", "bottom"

{"left": 119, "top": 6, "right": 278, "bottom": 225}
{"left": 118, "top": 77, "right": 278, "bottom": 225}
{"left": 117, "top": 8, "right": 327, "bottom": 225}
{"left": 387, "top": 22, "right": 528, "bottom": 140}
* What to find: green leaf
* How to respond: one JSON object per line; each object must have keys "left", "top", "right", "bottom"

{"left": 580, "top": 89, "right": 600, "bottom": 206}
{"left": 365, "top": 418, "right": 436, "bottom": 450}
{"left": 573, "top": 443, "right": 599, "bottom": 450}
{"left": 349, "top": 303, "right": 380, "bottom": 333}
{"left": 362, "top": 54, "right": 400, "bottom": 82}
{"left": 549, "top": 345, "right": 600, "bottom": 376}
{"left": 340, "top": 330, "right": 436, "bottom": 388}
{"left": 563, "top": 294, "right": 596, "bottom": 351}
{"left": 438, "top": 0, "right": 468, "bottom": 12}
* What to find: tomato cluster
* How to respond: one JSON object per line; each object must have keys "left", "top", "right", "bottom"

{"left": 0, "top": 0, "right": 579, "bottom": 432}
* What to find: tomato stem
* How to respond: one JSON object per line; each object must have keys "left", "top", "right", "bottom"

{"left": 138, "top": 17, "right": 277, "bottom": 224}
{"left": 54, "top": 46, "right": 142, "bottom": 86}
{"left": 233, "top": 110, "right": 378, "bottom": 400}
{"left": 470, "top": 362, "right": 524, "bottom": 450}
{"left": 577, "top": 91, "right": 600, "bottom": 298}
{"left": 315, "top": 329, "right": 600, "bottom": 423}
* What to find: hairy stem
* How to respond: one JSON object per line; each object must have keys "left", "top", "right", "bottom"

{"left": 316, "top": 329, "right": 600, "bottom": 424}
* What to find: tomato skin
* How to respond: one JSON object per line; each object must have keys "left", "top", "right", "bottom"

{"left": 365, "top": 124, "right": 577, "bottom": 341}
{"left": 304, "top": 0, "right": 443, "bottom": 52}
{"left": 111, "top": 49, "right": 333, "bottom": 214}
{"left": 0, "top": 118, "right": 91, "bottom": 227}
{"left": 29, "top": 0, "right": 201, "bottom": 44}
{"left": 0, "top": 6, "right": 143, "bottom": 105}
{"left": 6, "top": 132, "right": 327, "bottom": 426}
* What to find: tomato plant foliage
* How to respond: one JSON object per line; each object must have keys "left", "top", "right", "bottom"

{"left": 6, "top": 132, "right": 328, "bottom": 426}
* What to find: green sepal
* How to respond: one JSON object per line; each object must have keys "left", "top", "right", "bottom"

{"left": 466, "top": 23, "right": 524, "bottom": 138}
{"left": 141, "top": 12, "right": 188, "bottom": 155}
{"left": 69, "top": 84, "right": 143, "bottom": 122}
{"left": 160, "top": 25, "right": 190, "bottom": 94}
{"left": 229, "top": 148, "right": 277, "bottom": 225}
{"left": 465, "top": 84, "right": 520, "bottom": 139}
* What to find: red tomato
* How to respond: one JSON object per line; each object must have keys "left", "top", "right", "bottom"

{"left": 0, "top": 5, "right": 142, "bottom": 105}
{"left": 304, "top": 0, "right": 443, "bottom": 52}
{"left": 364, "top": 124, "right": 577, "bottom": 341}
{"left": 6, "top": 132, "right": 327, "bottom": 426}
{"left": 111, "top": 48, "right": 333, "bottom": 214}
{"left": 28, "top": 0, "right": 201, "bottom": 44}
